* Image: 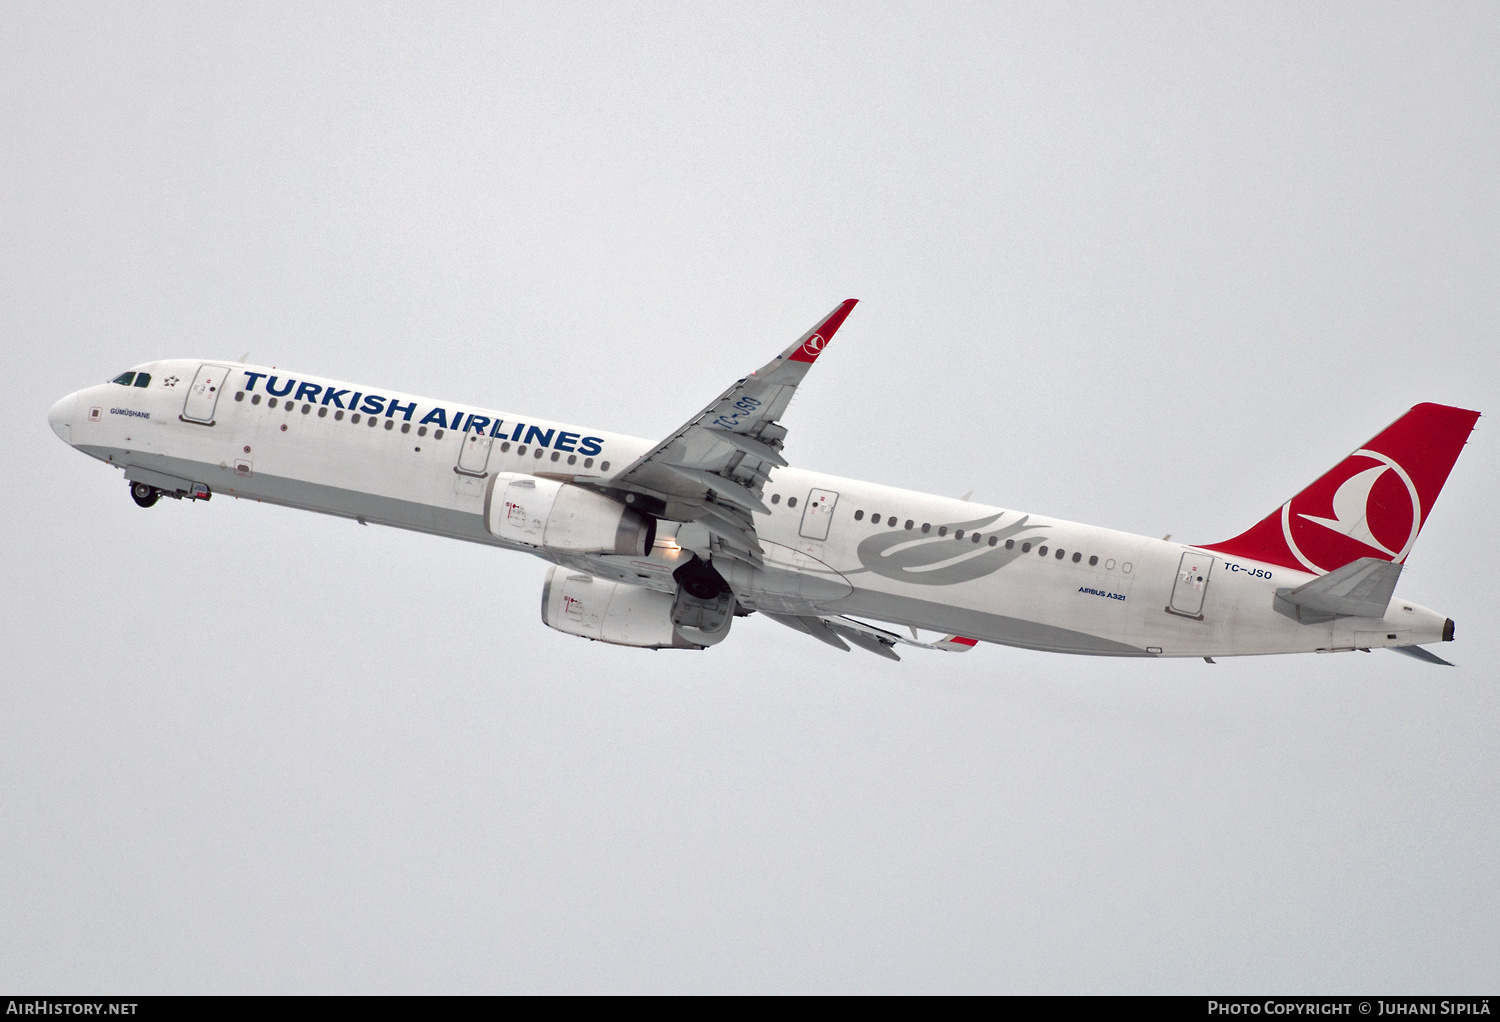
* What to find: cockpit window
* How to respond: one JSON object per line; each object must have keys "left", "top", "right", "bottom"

{"left": 133, "top": 373, "right": 151, "bottom": 388}
{"left": 111, "top": 372, "right": 136, "bottom": 386}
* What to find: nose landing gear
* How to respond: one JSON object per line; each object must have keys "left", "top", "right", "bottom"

{"left": 128, "top": 479, "right": 210, "bottom": 506}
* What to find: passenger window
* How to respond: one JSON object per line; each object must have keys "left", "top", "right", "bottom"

{"left": 938, "top": 526, "right": 947, "bottom": 536}
{"left": 500, "top": 442, "right": 510, "bottom": 452}
{"left": 1122, "top": 562, "right": 1132, "bottom": 573}
{"left": 1022, "top": 542, "right": 1031, "bottom": 553}
{"left": 871, "top": 513, "right": 881, "bottom": 524}
{"left": 1006, "top": 539, "right": 1014, "bottom": 549}
{"left": 369, "top": 416, "right": 379, "bottom": 427}
{"left": 771, "top": 494, "right": 781, "bottom": 504}
{"left": 334, "top": 409, "right": 343, "bottom": 420}
{"left": 350, "top": 413, "right": 359, "bottom": 423}
{"left": 269, "top": 398, "right": 278, "bottom": 408}
{"left": 435, "top": 429, "right": 444, "bottom": 439}
{"left": 1089, "top": 555, "right": 1098, "bottom": 566}
{"left": 853, "top": 510, "right": 863, "bottom": 520}
{"left": 133, "top": 373, "right": 151, "bottom": 387}
{"left": 235, "top": 392, "right": 244, "bottom": 402}
{"left": 400, "top": 422, "right": 408, "bottom": 432}
{"left": 583, "top": 458, "right": 593, "bottom": 468}
{"left": 550, "top": 451, "right": 559, "bottom": 462}
{"left": 418, "top": 426, "right": 427, "bottom": 437}
{"left": 567, "top": 454, "right": 576, "bottom": 465}
{"left": 384, "top": 419, "right": 393, "bottom": 429}
{"left": 988, "top": 536, "right": 998, "bottom": 546}
{"left": 1072, "top": 552, "right": 1082, "bottom": 563}
{"left": 788, "top": 497, "right": 797, "bottom": 508}
{"left": 1105, "top": 559, "right": 1115, "bottom": 569}
{"left": 111, "top": 372, "right": 135, "bottom": 386}
{"left": 319, "top": 407, "right": 328, "bottom": 418}
{"left": 252, "top": 394, "right": 261, "bottom": 405}
{"left": 305, "top": 405, "right": 313, "bottom": 415}
{"left": 921, "top": 523, "right": 931, "bottom": 533}
{"left": 601, "top": 461, "right": 610, "bottom": 471}
{"left": 1055, "top": 548, "right": 1065, "bottom": 559}
{"left": 517, "top": 445, "right": 527, "bottom": 456}
{"left": 889, "top": 517, "right": 898, "bottom": 528}
{"left": 972, "top": 533, "right": 981, "bottom": 543}
{"left": 1038, "top": 546, "right": 1048, "bottom": 556}
{"left": 534, "top": 448, "right": 543, "bottom": 458}
{"left": 904, "top": 520, "right": 914, "bottom": 530}
{"left": 955, "top": 529, "right": 964, "bottom": 540}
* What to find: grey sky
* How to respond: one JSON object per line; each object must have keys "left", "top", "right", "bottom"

{"left": 3, "top": 1, "right": 1497, "bottom": 993}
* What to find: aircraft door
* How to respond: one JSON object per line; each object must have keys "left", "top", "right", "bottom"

{"left": 798, "top": 488, "right": 839, "bottom": 541}
{"left": 181, "top": 364, "right": 231, "bottom": 424}
{"left": 1168, "top": 552, "right": 1214, "bottom": 618}
{"left": 456, "top": 432, "right": 493, "bottom": 476}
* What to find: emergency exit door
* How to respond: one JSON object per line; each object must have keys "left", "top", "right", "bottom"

{"left": 1168, "top": 552, "right": 1214, "bottom": 619}
{"left": 456, "top": 432, "right": 493, "bottom": 476}
{"left": 181, "top": 364, "right": 231, "bottom": 424}
{"left": 798, "top": 488, "right": 839, "bottom": 541}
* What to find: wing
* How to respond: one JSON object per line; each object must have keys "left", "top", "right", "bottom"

{"left": 598, "top": 299, "right": 859, "bottom": 564}
{"left": 761, "top": 612, "right": 980, "bottom": 661}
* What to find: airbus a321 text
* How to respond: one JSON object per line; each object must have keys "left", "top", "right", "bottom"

{"left": 49, "top": 300, "right": 1479, "bottom": 664}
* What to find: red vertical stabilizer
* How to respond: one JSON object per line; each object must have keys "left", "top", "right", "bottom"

{"left": 1202, "top": 403, "right": 1480, "bottom": 574}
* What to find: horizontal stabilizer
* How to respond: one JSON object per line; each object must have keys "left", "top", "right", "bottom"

{"left": 1387, "top": 644, "right": 1454, "bottom": 666}
{"left": 1273, "top": 556, "right": 1401, "bottom": 624}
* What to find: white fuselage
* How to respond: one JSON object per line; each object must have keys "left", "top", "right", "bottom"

{"left": 49, "top": 359, "right": 1450, "bottom": 658}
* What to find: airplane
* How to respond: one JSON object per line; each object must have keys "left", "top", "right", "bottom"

{"left": 47, "top": 300, "right": 1479, "bottom": 664}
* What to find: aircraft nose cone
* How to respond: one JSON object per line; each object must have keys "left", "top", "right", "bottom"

{"left": 48, "top": 395, "right": 74, "bottom": 445}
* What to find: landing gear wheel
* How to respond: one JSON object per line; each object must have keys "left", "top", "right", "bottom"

{"left": 673, "top": 556, "right": 728, "bottom": 600}
{"left": 130, "top": 481, "right": 159, "bottom": 508}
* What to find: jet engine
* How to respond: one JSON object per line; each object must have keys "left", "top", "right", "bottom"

{"left": 542, "top": 566, "right": 706, "bottom": 649}
{"left": 486, "top": 473, "right": 655, "bottom": 555}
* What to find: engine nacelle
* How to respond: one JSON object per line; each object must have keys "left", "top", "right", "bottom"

{"left": 486, "top": 473, "right": 655, "bottom": 555}
{"left": 541, "top": 566, "right": 705, "bottom": 649}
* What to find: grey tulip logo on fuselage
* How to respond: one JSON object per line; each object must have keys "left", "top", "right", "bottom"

{"left": 849, "top": 512, "right": 1048, "bottom": 586}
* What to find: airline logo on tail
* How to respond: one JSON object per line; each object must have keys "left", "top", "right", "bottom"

{"left": 1206, "top": 403, "right": 1479, "bottom": 575}
{"left": 1282, "top": 449, "right": 1422, "bottom": 571}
